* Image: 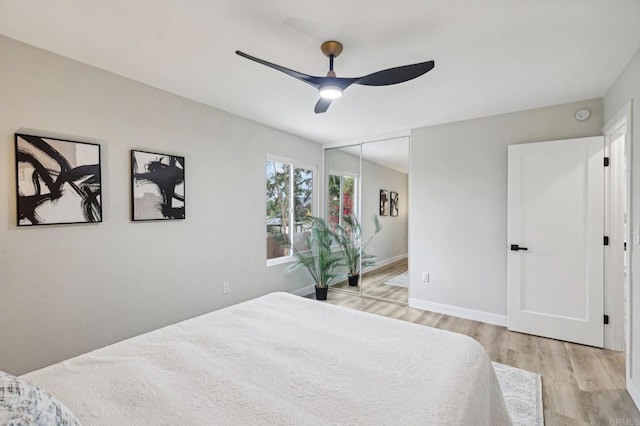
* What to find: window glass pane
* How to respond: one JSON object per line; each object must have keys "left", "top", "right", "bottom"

{"left": 343, "top": 176, "right": 355, "bottom": 218}
{"left": 328, "top": 175, "right": 341, "bottom": 231}
{"left": 266, "top": 160, "right": 290, "bottom": 259}
{"left": 293, "top": 168, "right": 313, "bottom": 252}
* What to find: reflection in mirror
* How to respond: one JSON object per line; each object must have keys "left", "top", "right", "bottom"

{"left": 325, "top": 146, "right": 361, "bottom": 294}
{"left": 360, "top": 138, "right": 409, "bottom": 303}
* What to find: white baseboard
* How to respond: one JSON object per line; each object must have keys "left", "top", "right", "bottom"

{"left": 291, "top": 285, "right": 315, "bottom": 297}
{"left": 627, "top": 377, "right": 640, "bottom": 410}
{"left": 363, "top": 253, "right": 408, "bottom": 274}
{"left": 408, "top": 298, "right": 507, "bottom": 327}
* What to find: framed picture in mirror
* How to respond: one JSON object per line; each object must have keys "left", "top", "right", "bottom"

{"left": 379, "top": 190, "right": 389, "bottom": 216}
{"left": 390, "top": 191, "right": 399, "bottom": 216}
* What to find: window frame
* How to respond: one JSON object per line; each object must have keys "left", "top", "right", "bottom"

{"left": 266, "top": 154, "right": 318, "bottom": 267}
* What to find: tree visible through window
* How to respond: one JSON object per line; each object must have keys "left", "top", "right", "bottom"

{"left": 328, "top": 174, "right": 357, "bottom": 231}
{"left": 266, "top": 159, "right": 314, "bottom": 261}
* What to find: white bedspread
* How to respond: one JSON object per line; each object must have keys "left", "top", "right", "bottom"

{"left": 23, "top": 292, "right": 511, "bottom": 425}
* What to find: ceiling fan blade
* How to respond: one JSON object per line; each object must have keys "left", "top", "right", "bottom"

{"left": 355, "top": 60, "right": 435, "bottom": 86}
{"left": 235, "top": 50, "right": 323, "bottom": 88}
{"left": 314, "top": 98, "right": 332, "bottom": 114}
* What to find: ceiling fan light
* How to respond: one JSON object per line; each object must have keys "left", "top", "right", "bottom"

{"left": 319, "top": 86, "right": 342, "bottom": 99}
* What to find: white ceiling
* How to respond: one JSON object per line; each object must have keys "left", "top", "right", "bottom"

{"left": 0, "top": 1, "right": 639, "bottom": 145}
{"left": 339, "top": 137, "right": 410, "bottom": 174}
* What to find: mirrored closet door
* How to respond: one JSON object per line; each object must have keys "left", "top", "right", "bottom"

{"left": 325, "top": 145, "right": 362, "bottom": 295}
{"left": 325, "top": 138, "right": 409, "bottom": 303}
{"left": 360, "top": 138, "right": 409, "bottom": 304}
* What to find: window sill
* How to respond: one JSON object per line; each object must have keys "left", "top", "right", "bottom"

{"left": 266, "top": 256, "right": 296, "bottom": 267}
{"left": 267, "top": 246, "right": 342, "bottom": 267}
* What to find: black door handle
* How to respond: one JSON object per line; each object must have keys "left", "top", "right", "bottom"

{"left": 510, "top": 244, "right": 528, "bottom": 251}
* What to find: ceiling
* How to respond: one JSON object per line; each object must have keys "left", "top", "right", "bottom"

{"left": 0, "top": 1, "right": 639, "bottom": 145}
{"left": 338, "top": 137, "right": 410, "bottom": 174}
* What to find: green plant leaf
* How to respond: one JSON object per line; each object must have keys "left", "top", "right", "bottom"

{"left": 329, "top": 215, "right": 381, "bottom": 277}
{"left": 282, "top": 216, "right": 341, "bottom": 288}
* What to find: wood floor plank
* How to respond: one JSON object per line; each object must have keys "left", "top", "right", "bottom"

{"left": 394, "top": 306, "right": 441, "bottom": 326}
{"left": 580, "top": 389, "right": 640, "bottom": 425}
{"left": 544, "top": 411, "right": 591, "bottom": 425}
{"left": 543, "top": 376, "right": 591, "bottom": 423}
{"left": 331, "top": 259, "right": 409, "bottom": 303}
{"left": 567, "top": 343, "right": 626, "bottom": 391}
{"left": 323, "top": 291, "right": 373, "bottom": 311}
{"left": 539, "top": 342, "right": 578, "bottom": 386}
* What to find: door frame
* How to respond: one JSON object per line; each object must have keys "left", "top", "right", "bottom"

{"left": 603, "top": 101, "right": 633, "bottom": 366}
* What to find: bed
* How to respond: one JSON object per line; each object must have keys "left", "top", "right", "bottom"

{"left": 18, "top": 292, "right": 510, "bottom": 425}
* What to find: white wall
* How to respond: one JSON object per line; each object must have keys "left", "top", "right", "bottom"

{"left": 604, "top": 46, "right": 640, "bottom": 404}
{"left": 409, "top": 99, "right": 604, "bottom": 323}
{"left": 0, "top": 35, "right": 322, "bottom": 375}
{"left": 362, "top": 159, "right": 408, "bottom": 265}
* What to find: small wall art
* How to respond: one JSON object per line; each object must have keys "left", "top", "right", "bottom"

{"left": 390, "top": 191, "right": 399, "bottom": 217}
{"left": 131, "top": 150, "right": 185, "bottom": 221}
{"left": 15, "top": 133, "right": 102, "bottom": 226}
{"left": 379, "top": 190, "right": 389, "bottom": 216}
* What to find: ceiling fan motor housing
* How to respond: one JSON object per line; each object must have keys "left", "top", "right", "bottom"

{"left": 321, "top": 41, "right": 343, "bottom": 58}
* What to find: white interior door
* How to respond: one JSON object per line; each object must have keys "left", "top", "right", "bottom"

{"left": 507, "top": 136, "right": 604, "bottom": 347}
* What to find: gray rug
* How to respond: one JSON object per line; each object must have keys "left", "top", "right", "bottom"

{"left": 384, "top": 271, "right": 409, "bottom": 287}
{"left": 493, "top": 362, "right": 544, "bottom": 426}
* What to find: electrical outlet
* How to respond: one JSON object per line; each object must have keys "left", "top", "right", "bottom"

{"left": 422, "top": 272, "right": 429, "bottom": 283}
{"left": 223, "top": 282, "right": 229, "bottom": 294}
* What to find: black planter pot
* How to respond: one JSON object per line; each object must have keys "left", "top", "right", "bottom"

{"left": 348, "top": 274, "right": 360, "bottom": 287}
{"left": 315, "top": 286, "right": 328, "bottom": 300}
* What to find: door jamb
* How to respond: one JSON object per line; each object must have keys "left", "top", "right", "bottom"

{"left": 602, "top": 101, "right": 632, "bottom": 364}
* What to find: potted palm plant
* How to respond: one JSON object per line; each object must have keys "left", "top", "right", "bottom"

{"left": 332, "top": 215, "right": 381, "bottom": 286}
{"left": 280, "top": 216, "right": 342, "bottom": 300}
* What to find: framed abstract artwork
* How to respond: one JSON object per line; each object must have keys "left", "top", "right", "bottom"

{"left": 15, "top": 133, "right": 102, "bottom": 226}
{"left": 379, "top": 190, "right": 389, "bottom": 216}
{"left": 390, "top": 191, "right": 399, "bottom": 217}
{"left": 131, "top": 150, "right": 185, "bottom": 221}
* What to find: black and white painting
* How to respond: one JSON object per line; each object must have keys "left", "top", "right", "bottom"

{"left": 379, "top": 190, "right": 389, "bottom": 216}
{"left": 390, "top": 191, "right": 399, "bottom": 217}
{"left": 15, "top": 133, "right": 102, "bottom": 226}
{"left": 131, "top": 150, "right": 185, "bottom": 221}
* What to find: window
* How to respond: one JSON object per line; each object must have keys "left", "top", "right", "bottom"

{"left": 328, "top": 172, "right": 358, "bottom": 231}
{"left": 266, "top": 157, "right": 315, "bottom": 263}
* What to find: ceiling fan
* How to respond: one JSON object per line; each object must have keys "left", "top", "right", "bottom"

{"left": 235, "top": 41, "right": 435, "bottom": 114}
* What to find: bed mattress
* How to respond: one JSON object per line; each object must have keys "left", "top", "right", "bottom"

{"left": 23, "top": 292, "right": 511, "bottom": 425}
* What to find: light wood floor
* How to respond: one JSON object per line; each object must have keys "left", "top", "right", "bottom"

{"left": 330, "top": 259, "right": 409, "bottom": 303}
{"left": 309, "top": 290, "right": 640, "bottom": 425}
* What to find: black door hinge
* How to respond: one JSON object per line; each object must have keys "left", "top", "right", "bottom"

{"left": 625, "top": 241, "right": 628, "bottom": 251}
{"left": 604, "top": 236, "right": 610, "bottom": 246}
{"left": 604, "top": 157, "right": 610, "bottom": 167}
{"left": 604, "top": 314, "right": 609, "bottom": 325}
